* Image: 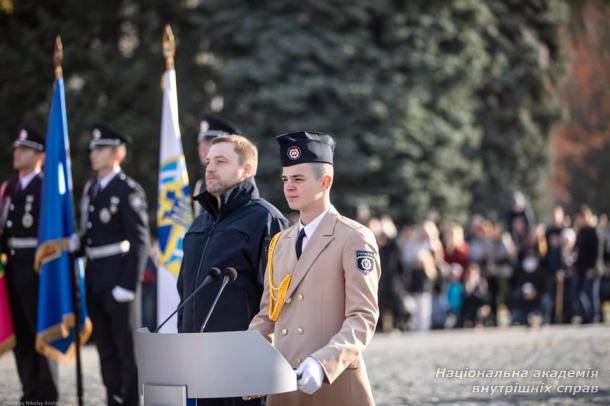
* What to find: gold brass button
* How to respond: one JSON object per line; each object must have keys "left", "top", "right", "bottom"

{"left": 296, "top": 358, "right": 302, "bottom": 365}
{"left": 297, "top": 293, "right": 304, "bottom": 301}
{"left": 281, "top": 328, "right": 288, "bottom": 336}
{"left": 297, "top": 327, "right": 304, "bottom": 335}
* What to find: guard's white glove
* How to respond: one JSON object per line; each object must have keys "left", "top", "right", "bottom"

{"left": 112, "top": 286, "right": 135, "bottom": 302}
{"left": 296, "top": 357, "right": 324, "bottom": 395}
{"left": 68, "top": 233, "right": 81, "bottom": 253}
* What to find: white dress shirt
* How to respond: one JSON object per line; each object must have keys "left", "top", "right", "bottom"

{"left": 298, "top": 205, "right": 333, "bottom": 253}
{"left": 98, "top": 168, "right": 120, "bottom": 190}
{"left": 19, "top": 169, "right": 41, "bottom": 190}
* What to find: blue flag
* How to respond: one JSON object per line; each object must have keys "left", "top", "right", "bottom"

{"left": 35, "top": 77, "right": 91, "bottom": 361}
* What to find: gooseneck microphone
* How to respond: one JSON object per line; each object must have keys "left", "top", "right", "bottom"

{"left": 155, "top": 267, "right": 222, "bottom": 333}
{"left": 199, "top": 267, "right": 238, "bottom": 333}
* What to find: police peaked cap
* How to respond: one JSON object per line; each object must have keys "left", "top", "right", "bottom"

{"left": 276, "top": 131, "right": 335, "bottom": 167}
{"left": 89, "top": 123, "right": 132, "bottom": 149}
{"left": 14, "top": 125, "right": 45, "bottom": 152}
{"left": 198, "top": 115, "right": 240, "bottom": 142}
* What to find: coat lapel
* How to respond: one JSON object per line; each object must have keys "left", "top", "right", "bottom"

{"left": 93, "top": 172, "right": 120, "bottom": 203}
{"left": 13, "top": 174, "right": 40, "bottom": 201}
{"left": 286, "top": 207, "right": 338, "bottom": 298}
{"left": 276, "top": 223, "right": 299, "bottom": 283}
{"left": 23, "top": 174, "right": 41, "bottom": 196}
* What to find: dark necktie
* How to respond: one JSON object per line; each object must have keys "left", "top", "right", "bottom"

{"left": 13, "top": 182, "right": 22, "bottom": 196}
{"left": 295, "top": 228, "right": 306, "bottom": 259}
{"left": 90, "top": 182, "right": 100, "bottom": 200}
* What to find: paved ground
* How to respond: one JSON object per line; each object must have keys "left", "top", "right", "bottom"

{"left": 365, "top": 324, "right": 610, "bottom": 405}
{"left": 0, "top": 324, "right": 608, "bottom": 405}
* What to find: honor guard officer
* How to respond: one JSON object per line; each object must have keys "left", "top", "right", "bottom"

{"left": 0, "top": 125, "right": 58, "bottom": 403}
{"left": 248, "top": 132, "right": 380, "bottom": 406}
{"left": 80, "top": 124, "right": 151, "bottom": 406}
{"left": 193, "top": 115, "right": 240, "bottom": 217}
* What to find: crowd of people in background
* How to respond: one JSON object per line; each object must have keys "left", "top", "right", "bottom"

{"left": 368, "top": 192, "right": 610, "bottom": 332}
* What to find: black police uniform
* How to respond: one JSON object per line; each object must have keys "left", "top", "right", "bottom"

{"left": 177, "top": 177, "right": 288, "bottom": 406}
{"left": 0, "top": 126, "right": 58, "bottom": 403}
{"left": 80, "top": 124, "right": 150, "bottom": 406}
{"left": 193, "top": 115, "right": 239, "bottom": 218}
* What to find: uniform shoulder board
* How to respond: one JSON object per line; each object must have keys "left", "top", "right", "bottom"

{"left": 336, "top": 215, "right": 367, "bottom": 232}
{"left": 126, "top": 178, "right": 137, "bottom": 189}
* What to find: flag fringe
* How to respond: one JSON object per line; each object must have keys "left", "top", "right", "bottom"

{"left": 35, "top": 314, "right": 92, "bottom": 363}
{"left": 34, "top": 238, "right": 70, "bottom": 272}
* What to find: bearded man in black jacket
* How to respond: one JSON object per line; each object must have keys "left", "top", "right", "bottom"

{"left": 177, "top": 134, "right": 288, "bottom": 406}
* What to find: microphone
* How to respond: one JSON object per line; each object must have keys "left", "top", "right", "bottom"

{"left": 199, "top": 267, "right": 238, "bottom": 332}
{"left": 155, "top": 267, "right": 222, "bottom": 333}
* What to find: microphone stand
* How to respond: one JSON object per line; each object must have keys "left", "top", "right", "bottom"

{"left": 199, "top": 268, "right": 237, "bottom": 333}
{"left": 155, "top": 267, "right": 221, "bottom": 333}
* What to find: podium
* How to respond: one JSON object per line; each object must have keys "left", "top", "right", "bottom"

{"left": 135, "top": 328, "right": 297, "bottom": 405}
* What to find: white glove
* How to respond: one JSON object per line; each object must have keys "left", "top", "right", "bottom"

{"left": 68, "top": 233, "right": 81, "bottom": 253}
{"left": 112, "top": 286, "right": 135, "bottom": 302}
{"left": 296, "top": 357, "right": 324, "bottom": 395}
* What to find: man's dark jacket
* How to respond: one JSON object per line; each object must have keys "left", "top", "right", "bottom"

{"left": 177, "top": 177, "right": 288, "bottom": 333}
{"left": 575, "top": 225, "right": 598, "bottom": 275}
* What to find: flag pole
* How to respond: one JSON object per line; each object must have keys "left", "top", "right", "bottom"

{"left": 157, "top": 24, "right": 191, "bottom": 332}
{"left": 163, "top": 25, "right": 175, "bottom": 71}
{"left": 55, "top": 36, "right": 84, "bottom": 406}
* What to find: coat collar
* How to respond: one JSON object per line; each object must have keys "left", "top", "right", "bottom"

{"left": 285, "top": 206, "right": 338, "bottom": 298}
{"left": 194, "top": 177, "right": 260, "bottom": 220}
{"left": 90, "top": 172, "right": 124, "bottom": 203}
{"left": 285, "top": 206, "right": 338, "bottom": 239}
{"left": 11, "top": 172, "right": 42, "bottom": 199}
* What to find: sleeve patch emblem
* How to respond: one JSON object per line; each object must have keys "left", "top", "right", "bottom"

{"left": 129, "top": 193, "right": 144, "bottom": 211}
{"left": 356, "top": 250, "right": 375, "bottom": 274}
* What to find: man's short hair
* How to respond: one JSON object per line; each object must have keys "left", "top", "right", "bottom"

{"left": 212, "top": 135, "right": 258, "bottom": 176}
{"left": 310, "top": 162, "right": 334, "bottom": 180}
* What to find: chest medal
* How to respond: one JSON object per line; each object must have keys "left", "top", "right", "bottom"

{"left": 99, "top": 208, "right": 112, "bottom": 224}
{"left": 22, "top": 213, "right": 34, "bottom": 228}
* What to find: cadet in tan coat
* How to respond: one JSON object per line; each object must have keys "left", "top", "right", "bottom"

{"left": 248, "top": 131, "right": 380, "bottom": 406}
